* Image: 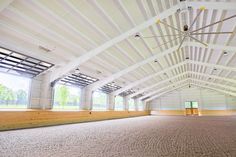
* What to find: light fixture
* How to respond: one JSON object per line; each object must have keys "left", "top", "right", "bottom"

{"left": 185, "top": 57, "right": 189, "bottom": 60}
{"left": 214, "top": 68, "right": 217, "bottom": 71}
{"left": 223, "top": 51, "right": 228, "bottom": 56}
{"left": 134, "top": 33, "right": 140, "bottom": 39}
{"left": 154, "top": 60, "right": 158, "bottom": 63}
{"left": 208, "top": 77, "right": 211, "bottom": 80}
{"left": 164, "top": 73, "right": 167, "bottom": 75}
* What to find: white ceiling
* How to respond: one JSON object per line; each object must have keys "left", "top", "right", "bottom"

{"left": 0, "top": 0, "right": 236, "bottom": 100}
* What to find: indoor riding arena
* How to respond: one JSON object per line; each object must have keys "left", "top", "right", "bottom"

{"left": 0, "top": 0, "right": 236, "bottom": 157}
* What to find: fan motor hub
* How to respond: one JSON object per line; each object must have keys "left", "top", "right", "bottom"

{"left": 183, "top": 25, "right": 189, "bottom": 31}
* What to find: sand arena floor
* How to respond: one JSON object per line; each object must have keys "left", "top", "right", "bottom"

{"left": 1, "top": 116, "right": 236, "bottom": 157}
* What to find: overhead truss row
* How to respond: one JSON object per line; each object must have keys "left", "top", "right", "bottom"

{"left": 0, "top": 1, "right": 236, "bottom": 100}
{"left": 49, "top": 2, "right": 236, "bottom": 83}
{"left": 144, "top": 82, "right": 236, "bottom": 102}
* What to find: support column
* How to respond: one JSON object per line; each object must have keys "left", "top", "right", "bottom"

{"left": 29, "top": 76, "right": 43, "bottom": 109}
{"left": 39, "top": 73, "right": 53, "bottom": 109}
{"left": 225, "top": 95, "right": 228, "bottom": 110}
{"left": 134, "top": 98, "right": 138, "bottom": 111}
{"left": 143, "top": 101, "right": 148, "bottom": 111}
{"left": 142, "top": 100, "right": 146, "bottom": 111}
{"left": 107, "top": 94, "right": 115, "bottom": 110}
{"left": 124, "top": 96, "right": 129, "bottom": 111}
{"left": 199, "top": 88, "right": 204, "bottom": 110}
{"left": 80, "top": 87, "right": 93, "bottom": 110}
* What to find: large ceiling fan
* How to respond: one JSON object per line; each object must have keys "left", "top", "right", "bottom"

{"left": 134, "top": 7, "right": 236, "bottom": 51}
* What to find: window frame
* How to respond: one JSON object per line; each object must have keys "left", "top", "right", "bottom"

{"left": 52, "top": 83, "right": 82, "bottom": 110}
{"left": 115, "top": 95, "right": 124, "bottom": 111}
{"left": 92, "top": 91, "right": 108, "bottom": 111}
{"left": 128, "top": 98, "right": 135, "bottom": 111}
{"left": 0, "top": 72, "right": 31, "bottom": 109}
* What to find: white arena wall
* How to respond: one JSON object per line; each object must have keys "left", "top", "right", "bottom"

{"left": 150, "top": 86, "right": 236, "bottom": 116}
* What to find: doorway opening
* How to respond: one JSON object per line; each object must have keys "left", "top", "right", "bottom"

{"left": 185, "top": 101, "right": 199, "bottom": 115}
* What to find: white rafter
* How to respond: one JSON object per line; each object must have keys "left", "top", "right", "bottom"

{"left": 112, "top": 62, "right": 186, "bottom": 95}
{"left": 188, "top": 42, "right": 236, "bottom": 52}
{"left": 139, "top": 79, "right": 189, "bottom": 100}
{"left": 47, "top": 4, "right": 235, "bottom": 82}
{"left": 113, "top": 61, "right": 236, "bottom": 96}
{"left": 89, "top": 42, "right": 236, "bottom": 91}
{"left": 192, "top": 83, "right": 236, "bottom": 97}
{"left": 189, "top": 60, "right": 236, "bottom": 72}
{"left": 189, "top": 71, "right": 236, "bottom": 84}
{"left": 191, "top": 78, "right": 236, "bottom": 92}
{"left": 129, "top": 72, "right": 189, "bottom": 98}
{"left": 188, "top": 2, "right": 236, "bottom": 10}
{"left": 145, "top": 82, "right": 236, "bottom": 102}
{"left": 130, "top": 71, "right": 236, "bottom": 98}
{"left": 89, "top": 45, "right": 179, "bottom": 90}
{"left": 1, "top": 1, "right": 236, "bottom": 101}
{"left": 49, "top": 4, "right": 180, "bottom": 82}
{"left": 144, "top": 83, "right": 189, "bottom": 102}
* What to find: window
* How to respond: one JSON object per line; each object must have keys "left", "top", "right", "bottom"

{"left": 184, "top": 101, "right": 191, "bottom": 108}
{"left": 92, "top": 91, "right": 107, "bottom": 110}
{"left": 185, "top": 101, "right": 198, "bottom": 108}
{"left": 0, "top": 47, "right": 53, "bottom": 77}
{"left": 192, "top": 101, "right": 198, "bottom": 108}
{"left": 0, "top": 72, "right": 30, "bottom": 109}
{"left": 138, "top": 100, "right": 143, "bottom": 111}
{"left": 128, "top": 98, "right": 135, "bottom": 111}
{"left": 53, "top": 84, "right": 81, "bottom": 110}
{"left": 115, "top": 96, "right": 124, "bottom": 111}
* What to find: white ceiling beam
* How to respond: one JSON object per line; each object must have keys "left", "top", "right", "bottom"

{"left": 131, "top": 71, "right": 236, "bottom": 98}
{"left": 139, "top": 79, "right": 189, "bottom": 100}
{"left": 90, "top": 42, "right": 236, "bottom": 90}
{"left": 145, "top": 83, "right": 189, "bottom": 102}
{"left": 191, "top": 83, "right": 236, "bottom": 97}
{"left": 191, "top": 78, "right": 236, "bottom": 92}
{"left": 189, "top": 60, "right": 236, "bottom": 72}
{"left": 145, "top": 81, "right": 236, "bottom": 102}
{"left": 89, "top": 45, "right": 179, "bottom": 90}
{"left": 187, "top": 42, "right": 236, "bottom": 52}
{"left": 49, "top": 4, "right": 180, "bottom": 82}
{"left": 189, "top": 71, "right": 236, "bottom": 84}
{"left": 188, "top": 2, "right": 236, "bottom": 10}
{"left": 129, "top": 72, "right": 188, "bottom": 98}
{"left": 112, "top": 61, "right": 186, "bottom": 95}
{"left": 49, "top": 2, "right": 236, "bottom": 83}
{"left": 113, "top": 62, "right": 236, "bottom": 97}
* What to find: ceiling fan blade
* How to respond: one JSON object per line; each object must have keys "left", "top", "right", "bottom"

{"left": 191, "top": 14, "right": 236, "bottom": 33}
{"left": 152, "top": 36, "right": 182, "bottom": 49}
{"left": 191, "top": 32, "right": 233, "bottom": 35}
{"left": 189, "top": 36, "right": 208, "bottom": 47}
{"left": 142, "top": 34, "right": 182, "bottom": 39}
{"left": 157, "top": 20, "right": 184, "bottom": 34}
{"left": 177, "top": 36, "right": 187, "bottom": 52}
{"left": 189, "top": 7, "right": 205, "bottom": 31}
